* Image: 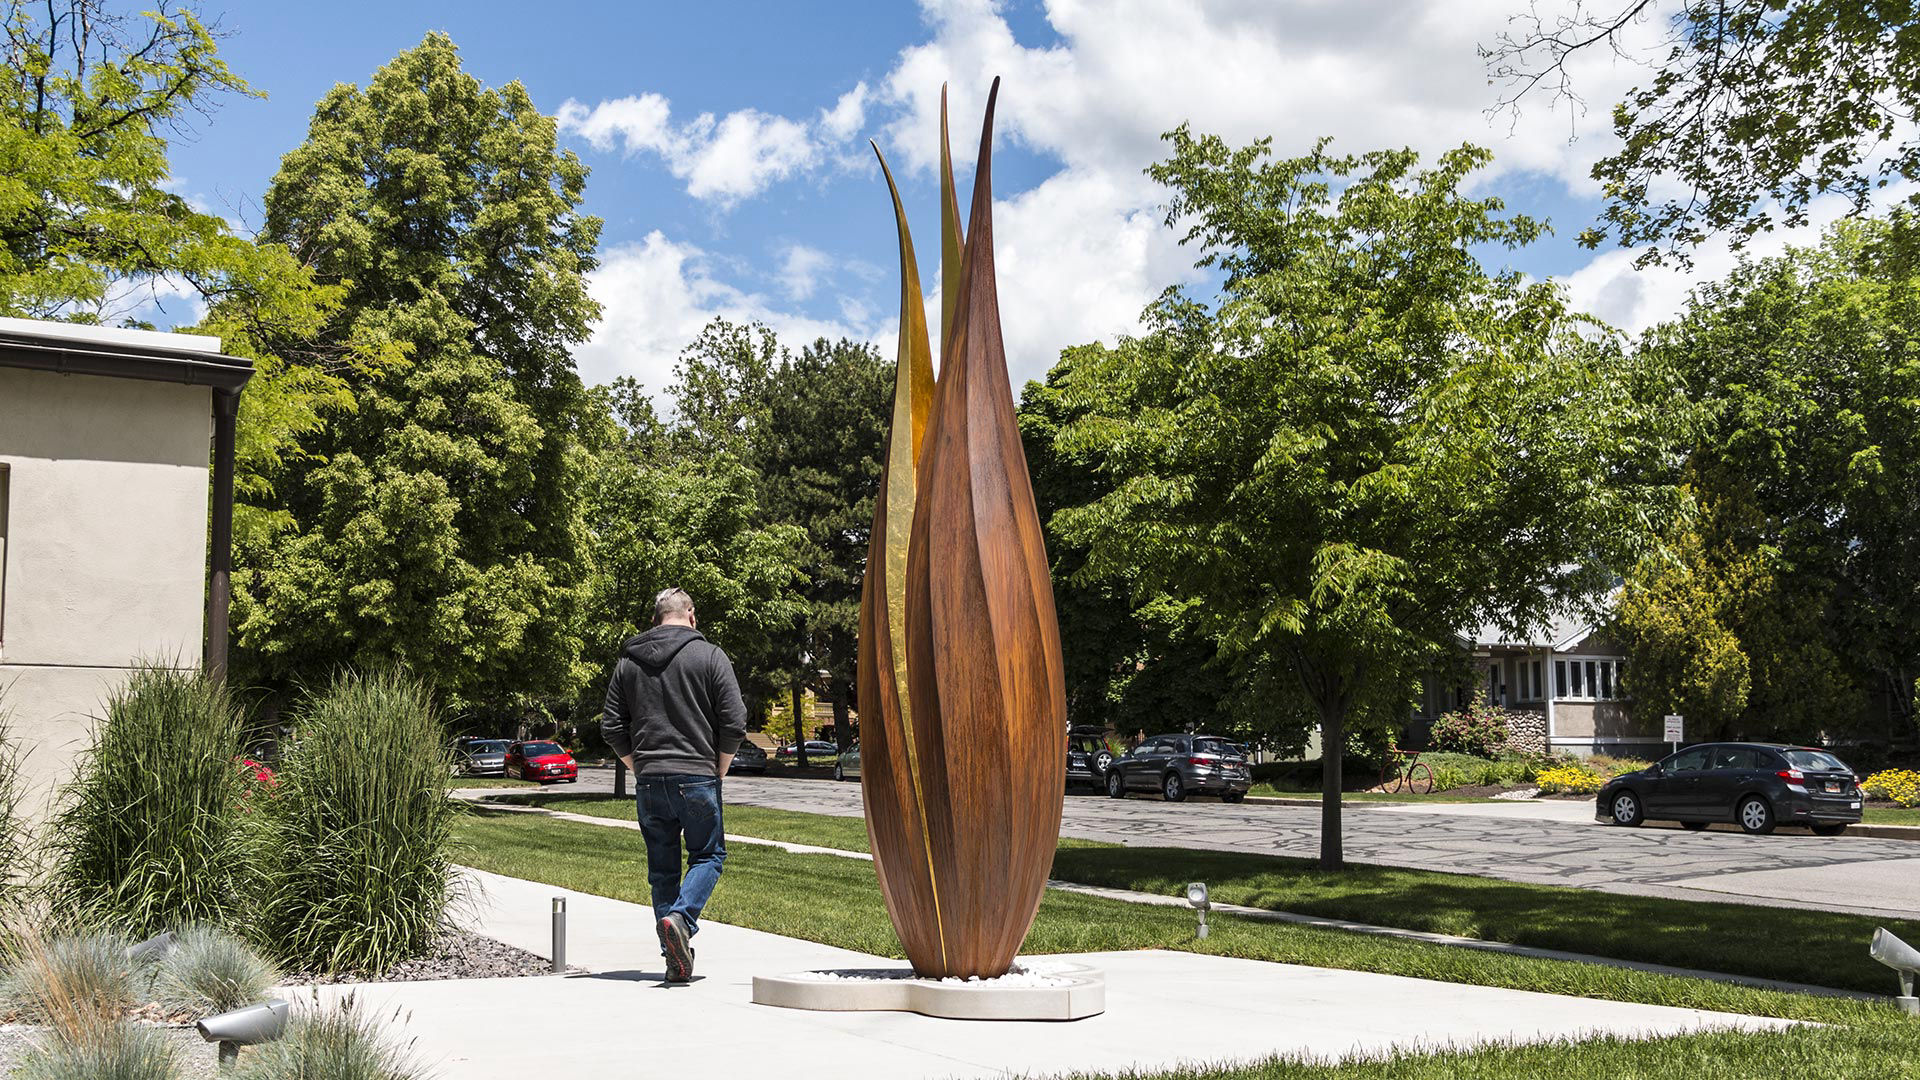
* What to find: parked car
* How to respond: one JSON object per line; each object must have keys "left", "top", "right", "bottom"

{"left": 1105, "top": 733, "right": 1251, "bottom": 802}
{"left": 506, "top": 740, "right": 578, "bottom": 785}
{"left": 1597, "top": 742, "right": 1862, "bottom": 835}
{"left": 776, "top": 740, "right": 841, "bottom": 760}
{"left": 1066, "top": 727, "right": 1115, "bottom": 790}
{"left": 728, "top": 741, "right": 769, "bottom": 775}
{"left": 451, "top": 737, "right": 509, "bottom": 778}
{"left": 835, "top": 742, "right": 861, "bottom": 782}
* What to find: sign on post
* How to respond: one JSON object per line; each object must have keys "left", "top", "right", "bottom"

{"left": 1663, "top": 714, "right": 1684, "bottom": 751}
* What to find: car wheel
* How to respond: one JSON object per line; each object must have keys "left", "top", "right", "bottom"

{"left": 1094, "top": 750, "right": 1113, "bottom": 777}
{"left": 1106, "top": 770, "right": 1126, "bottom": 799}
{"left": 1609, "top": 791, "right": 1644, "bottom": 826}
{"left": 1681, "top": 821, "right": 1708, "bottom": 831}
{"left": 1811, "top": 823, "right": 1848, "bottom": 837}
{"left": 834, "top": 762, "right": 844, "bottom": 782}
{"left": 1222, "top": 792, "right": 1246, "bottom": 804}
{"left": 1737, "top": 795, "right": 1776, "bottom": 835}
{"left": 1162, "top": 773, "right": 1186, "bottom": 802}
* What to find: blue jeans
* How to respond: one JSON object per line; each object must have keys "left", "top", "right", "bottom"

{"left": 635, "top": 774, "right": 727, "bottom": 939}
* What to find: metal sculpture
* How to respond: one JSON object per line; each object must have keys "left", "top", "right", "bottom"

{"left": 857, "top": 78, "right": 1067, "bottom": 980}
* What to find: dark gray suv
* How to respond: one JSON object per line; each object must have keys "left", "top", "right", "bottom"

{"left": 1105, "top": 734, "right": 1251, "bottom": 803}
{"left": 1597, "top": 742, "right": 1862, "bottom": 835}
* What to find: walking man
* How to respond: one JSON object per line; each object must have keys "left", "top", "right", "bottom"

{"left": 603, "top": 587, "right": 747, "bottom": 982}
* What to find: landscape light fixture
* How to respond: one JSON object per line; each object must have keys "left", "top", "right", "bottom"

{"left": 1870, "top": 927, "right": 1920, "bottom": 1016}
{"left": 197, "top": 998, "right": 290, "bottom": 1068}
{"left": 552, "top": 895, "right": 568, "bottom": 973}
{"left": 126, "top": 930, "right": 175, "bottom": 964}
{"left": 1186, "top": 881, "right": 1210, "bottom": 940}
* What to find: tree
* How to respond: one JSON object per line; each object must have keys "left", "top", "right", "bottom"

{"left": 1615, "top": 506, "right": 1762, "bottom": 737}
{"left": 1635, "top": 218, "right": 1920, "bottom": 744}
{"left": 1487, "top": 0, "right": 1920, "bottom": 262}
{"left": 750, "top": 337, "right": 891, "bottom": 751}
{"left": 1019, "top": 355, "right": 1242, "bottom": 743}
{"left": 1048, "top": 131, "right": 1683, "bottom": 867}
{"left": 233, "top": 33, "right": 603, "bottom": 719}
{"left": 0, "top": 1, "right": 387, "bottom": 532}
{"left": 577, "top": 378, "right": 808, "bottom": 729}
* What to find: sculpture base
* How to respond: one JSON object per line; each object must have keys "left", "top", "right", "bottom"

{"left": 751, "top": 960, "right": 1103, "bottom": 1021}
{"left": 1898, "top": 995, "right": 1919, "bottom": 1017}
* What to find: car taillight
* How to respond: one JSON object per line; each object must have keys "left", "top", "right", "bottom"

{"left": 1188, "top": 757, "right": 1211, "bottom": 767}
{"left": 1777, "top": 768, "right": 1805, "bottom": 786}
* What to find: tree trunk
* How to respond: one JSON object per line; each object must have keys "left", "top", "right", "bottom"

{"left": 793, "top": 679, "right": 809, "bottom": 768}
{"left": 1319, "top": 703, "right": 1345, "bottom": 870}
{"left": 831, "top": 684, "right": 851, "bottom": 751}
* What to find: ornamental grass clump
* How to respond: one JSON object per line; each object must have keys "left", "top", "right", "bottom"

{"left": 150, "top": 927, "right": 280, "bottom": 1018}
{"left": 46, "top": 665, "right": 251, "bottom": 937}
{"left": 255, "top": 670, "right": 459, "bottom": 974}
{"left": 0, "top": 933, "right": 140, "bottom": 1035}
{"left": 230, "top": 995, "right": 425, "bottom": 1080}
{"left": 11, "top": 1019, "right": 183, "bottom": 1080}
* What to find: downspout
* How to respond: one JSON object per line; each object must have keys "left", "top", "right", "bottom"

{"left": 204, "top": 387, "right": 240, "bottom": 680}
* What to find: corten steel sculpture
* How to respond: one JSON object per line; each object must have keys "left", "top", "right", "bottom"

{"left": 857, "top": 79, "right": 1068, "bottom": 980}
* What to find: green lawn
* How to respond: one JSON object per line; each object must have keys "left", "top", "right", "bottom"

{"left": 1247, "top": 786, "right": 1503, "bottom": 803}
{"left": 453, "top": 810, "right": 1918, "bottom": 1080}
{"left": 1049, "top": 844, "right": 1917, "bottom": 996}
{"left": 1863, "top": 806, "right": 1919, "bottom": 825}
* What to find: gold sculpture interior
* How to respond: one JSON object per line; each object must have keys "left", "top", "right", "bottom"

{"left": 856, "top": 78, "right": 1068, "bottom": 980}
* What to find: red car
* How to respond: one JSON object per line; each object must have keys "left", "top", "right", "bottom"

{"left": 506, "top": 740, "right": 578, "bottom": 784}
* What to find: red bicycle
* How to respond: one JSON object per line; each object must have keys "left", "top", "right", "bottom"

{"left": 1378, "top": 749, "right": 1434, "bottom": 795}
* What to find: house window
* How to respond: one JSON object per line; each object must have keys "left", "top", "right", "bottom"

{"left": 1527, "top": 660, "right": 1543, "bottom": 702}
{"left": 1557, "top": 655, "right": 1630, "bottom": 701}
{"left": 1555, "top": 660, "right": 1567, "bottom": 698}
{"left": 1487, "top": 665, "right": 1499, "bottom": 704}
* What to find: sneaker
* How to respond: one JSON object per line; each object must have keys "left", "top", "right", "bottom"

{"left": 658, "top": 913, "right": 694, "bottom": 982}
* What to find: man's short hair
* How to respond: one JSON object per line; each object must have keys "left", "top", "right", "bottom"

{"left": 654, "top": 587, "right": 694, "bottom": 624}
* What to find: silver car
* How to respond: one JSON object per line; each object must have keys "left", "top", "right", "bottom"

{"left": 1105, "top": 733, "right": 1251, "bottom": 802}
{"left": 452, "top": 737, "right": 509, "bottom": 777}
{"left": 835, "top": 742, "right": 861, "bottom": 782}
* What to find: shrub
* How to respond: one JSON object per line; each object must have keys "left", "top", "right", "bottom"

{"left": 1427, "top": 764, "right": 1471, "bottom": 792}
{"left": 0, "top": 692, "right": 32, "bottom": 925}
{"left": 255, "top": 671, "right": 459, "bottom": 974}
{"left": 1428, "top": 693, "right": 1512, "bottom": 758}
{"left": 1861, "top": 769, "right": 1920, "bottom": 808}
{"left": 1534, "top": 764, "right": 1604, "bottom": 795}
{"left": 47, "top": 666, "right": 251, "bottom": 936}
{"left": 231, "top": 996, "right": 426, "bottom": 1080}
{"left": 0, "top": 933, "right": 141, "bottom": 1034}
{"left": 150, "top": 927, "right": 280, "bottom": 1018}
{"left": 1588, "top": 755, "right": 1653, "bottom": 777}
{"left": 12, "top": 1020, "right": 182, "bottom": 1080}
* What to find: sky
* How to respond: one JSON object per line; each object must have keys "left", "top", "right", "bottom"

{"left": 146, "top": 0, "right": 1875, "bottom": 403}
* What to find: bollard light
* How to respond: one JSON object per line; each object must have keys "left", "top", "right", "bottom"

{"left": 1186, "top": 881, "right": 1210, "bottom": 940}
{"left": 197, "top": 998, "right": 290, "bottom": 1069}
{"left": 551, "top": 896, "right": 568, "bottom": 973}
{"left": 1871, "top": 927, "right": 1920, "bottom": 1016}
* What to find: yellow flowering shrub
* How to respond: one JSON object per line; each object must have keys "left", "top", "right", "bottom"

{"left": 1860, "top": 769, "right": 1920, "bottom": 808}
{"left": 1535, "top": 764, "right": 1605, "bottom": 795}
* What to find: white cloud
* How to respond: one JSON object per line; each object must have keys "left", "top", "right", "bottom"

{"left": 778, "top": 244, "right": 833, "bottom": 301}
{"left": 576, "top": 233, "right": 878, "bottom": 408}
{"left": 558, "top": 80, "right": 872, "bottom": 207}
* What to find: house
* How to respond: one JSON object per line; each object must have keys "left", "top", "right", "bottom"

{"left": 1415, "top": 611, "right": 1658, "bottom": 758}
{"left": 0, "top": 318, "right": 250, "bottom": 813}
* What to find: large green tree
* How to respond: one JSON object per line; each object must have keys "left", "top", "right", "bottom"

{"left": 1047, "top": 131, "right": 1683, "bottom": 867}
{"left": 233, "top": 33, "right": 602, "bottom": 719}
{"left": 0, "top": 1, "right": 385, "bottom": 528}
{"left": 1487, "top": 0, "right": 1920, "bottom": 261}
{"left": 1630, "top": 218, "right": 1920, "bottom": 744}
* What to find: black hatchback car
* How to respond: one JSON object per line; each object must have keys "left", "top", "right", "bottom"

{"left": 1597, "top": 742, "right": 1863, "bottom": 835}
{"left": 1106, "top": 733, "right": 1251, "bottom": 802}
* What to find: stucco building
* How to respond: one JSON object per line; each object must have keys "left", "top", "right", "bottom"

{"left": 0, "top": 318, "right": 249, "bottom": 813}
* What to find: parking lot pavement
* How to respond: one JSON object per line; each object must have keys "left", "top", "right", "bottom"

{"left": 707, "top": 775, "right": 1919, "bottom": 919}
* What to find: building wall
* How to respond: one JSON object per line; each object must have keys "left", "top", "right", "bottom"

{"left": 0, "top": 366, "right": 211, "bottom": 814}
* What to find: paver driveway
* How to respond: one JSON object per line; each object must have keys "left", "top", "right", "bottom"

{"left": 549, "top": 768, "right": 1916, "bottom": 918}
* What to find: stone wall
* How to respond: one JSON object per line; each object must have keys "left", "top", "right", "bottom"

{"left": 1503, "top": 708, "right": 1548, "bottom": 756}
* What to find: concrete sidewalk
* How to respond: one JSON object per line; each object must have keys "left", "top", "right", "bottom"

{"left": 297, "top": 869, "right": 1797, "bottom": 1079}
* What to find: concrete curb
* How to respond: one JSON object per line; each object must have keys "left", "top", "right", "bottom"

{"left": 470, "top": 798, "right": 1881, "bottom": 1002}
{"left": 1237, "top": 794, "right": 1920, "bottom": 840}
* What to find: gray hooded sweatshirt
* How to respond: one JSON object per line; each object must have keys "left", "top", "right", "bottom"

{"left": 601, "top": 625, "right": 748, "bottom": 777}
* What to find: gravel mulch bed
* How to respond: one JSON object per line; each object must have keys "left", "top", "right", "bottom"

{"left": 0, "top": 1024, "right": 220, "bottom": 1079}
{"left": 285, "top": 926, "right": 565, "bottom": 985}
